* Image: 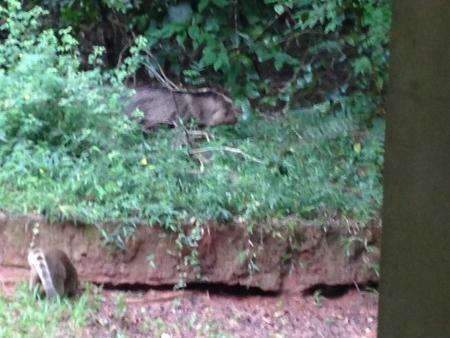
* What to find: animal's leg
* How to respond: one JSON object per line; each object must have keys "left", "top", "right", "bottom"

{"left": 51, "top": 277, "right": 65, "bottom": 298}
{"left": 29, "top": 270, "right": 40, "bottom": 291}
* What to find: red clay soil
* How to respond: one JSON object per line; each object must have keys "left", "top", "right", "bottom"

{"left": 0, "top": 213, "right": 380, "bottom": 292}
{"left": 87, "top": 288, "right": 378, "bottom": 338}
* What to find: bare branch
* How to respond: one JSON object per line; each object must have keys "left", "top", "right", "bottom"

{"left": 189, "top": 146, "right": 264, "bottom": 164}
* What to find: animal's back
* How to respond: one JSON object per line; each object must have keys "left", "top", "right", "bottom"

{"left": 46, "top": 249, "right": 79, "bottom": 296}
{"left": 29, "top": 248, "right": 79, "bottom": 297}
{"left": 125, "top": 87, "right": 178, "bottom": 128}
{"left": 124, "top": 86, "right": 239, "bottom": 129}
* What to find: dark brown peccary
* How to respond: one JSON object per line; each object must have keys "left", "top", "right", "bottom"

{"left": 124, "top": 87, "right": 240, "bottom": 130}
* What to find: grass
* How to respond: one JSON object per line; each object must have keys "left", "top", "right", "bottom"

{"left": 0, "top": 107, "right": 384, "bottom": 241}
{"left": 0, "top": 283, "right": 99, "bottom": 338}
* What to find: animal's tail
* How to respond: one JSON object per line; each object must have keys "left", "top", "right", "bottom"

{"left": 27, "top": 249, "right": 58, "bottom": 298}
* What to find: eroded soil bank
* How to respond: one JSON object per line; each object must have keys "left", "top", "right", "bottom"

{"left": 0, "top": 212, "right": 380, "bottom": 291}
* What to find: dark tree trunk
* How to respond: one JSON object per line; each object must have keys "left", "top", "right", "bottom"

{"left": 378, "top": 1, "right": 450, "bottom": 337}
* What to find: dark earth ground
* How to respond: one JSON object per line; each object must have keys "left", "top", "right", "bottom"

{"left": 1, "top": 267, "right": 378, "bottom": 338}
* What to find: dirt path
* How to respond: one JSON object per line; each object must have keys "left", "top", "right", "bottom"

{"left": 0, "top": 267, "right": 378, "bottom": 337}
{"left": 83, "top": 287, "right": 378, "bottom": 338}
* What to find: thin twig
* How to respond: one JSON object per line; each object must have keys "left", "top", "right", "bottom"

{"left": 189, "top": 146, "right": 264, "bottom": 164}
{"left": 187, "top": 130, "right": 212, "bottom": 142}
{"left": 116, "top": 39, "right": 132, "bottom": 68}
{"left": 353, "top": 280, "right": 361, "bottom": 294}
{"left": 125, "top": 291, "right": 187, "bottom": 304}
{"left": 143, "top": 50, "right": 180, "bottom": 90}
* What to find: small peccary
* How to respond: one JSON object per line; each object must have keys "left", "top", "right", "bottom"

{"left": 124, "top": 87, "right": 239, "bottom": 130}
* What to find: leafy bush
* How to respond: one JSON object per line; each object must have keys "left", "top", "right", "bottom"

{"left": 24, "top": 0, "right": 391, "bottom": 119}
{"left": 0, "top": 2, "right": 145, "bottom": 150}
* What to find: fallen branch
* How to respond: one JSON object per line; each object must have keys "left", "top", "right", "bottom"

{"left": 125, "top": 290, "right": 188, "bottom": 304}
{"left": 189, "top": 146, "right": 264, "bottom": 164}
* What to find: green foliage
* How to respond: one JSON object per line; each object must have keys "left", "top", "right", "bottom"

{"left": 140, "top": 0, "right": 390, "bottom": 113}
{"left": 0, "top": 0, "right": 148, "bottom": 227}
{"left": 0, "top": 1, "right": 384, "bottom": 246}
{"left": 0, "top": 283, "right": 98, "bottom": 338}
{"left": 0, "top": 2, "right": 145, "bottom": 155}
{"left": 26, "top": 0, "right": 391, "bottom": 118}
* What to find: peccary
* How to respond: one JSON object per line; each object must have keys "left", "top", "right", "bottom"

{"left": 124, "top": 87, "right": 240, "bottom": 130}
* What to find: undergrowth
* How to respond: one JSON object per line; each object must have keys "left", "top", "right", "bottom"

{"left": 0, "top": 103, "right": 384, "bottom": 232}
{"left": 0, "top": 283, "right": 98, "bottom": 338}
{"left": 0, "top": 1, "right": 384, "bottom": 245}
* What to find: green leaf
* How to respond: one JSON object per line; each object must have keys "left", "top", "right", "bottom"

{"left": 274, "top": 4, "right": 284, "bottom": 15}
{"left": 198, "top": 0, "right": 209, "bottom": 12}
{"left": 212, "top": 0, "right": 229, "bottom": 7}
